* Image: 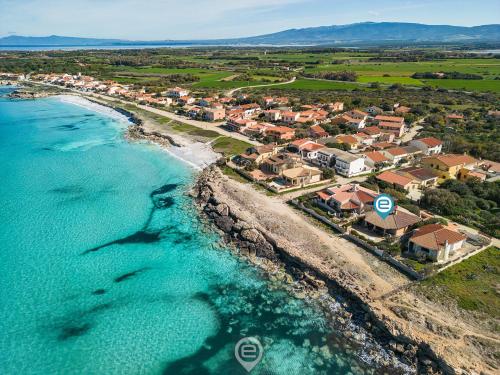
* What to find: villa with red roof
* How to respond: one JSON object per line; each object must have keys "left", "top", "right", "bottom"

{"left": 408, "top": 224, "right": 466, "bottom": 262}
{"left": 316, "top": 183, "right": 379, "bottom": 215}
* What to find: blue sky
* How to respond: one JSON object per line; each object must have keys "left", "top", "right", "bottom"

{"left": 0, "top": 0, "right": 499, "bottom": 39}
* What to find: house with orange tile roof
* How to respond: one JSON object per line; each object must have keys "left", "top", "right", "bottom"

{"left": 226, "top": 117, "right": 257, "bottom": 132}
{"left": 408, "top": 224, "right": 466, "bottom": 262}
{"left": 235, "top": 143, "right": 282, "bottom": 166}
{"left": 422, "top": 154, "right": 479, "bottom": 183}
{"left": 457, "top": 168, "right": 487, "bottom": 182}
{"left": 376, "top": 170, "right": 419, "bottom": 192}
{"left": 281, "top": 166, "right": 323, "bottom": 188}
{"left": 281, "top": 111, "right": 300, "bottom": 124}
{"left": 364, "top": 209, "right": 421, "bottom": 237}
{"left": 377, "top": 121, "right": 405, "bottom": 138}
{"left": 335, "top": 134, "right": 360, "bottom": 150}
{"left": 409, "top": 137, "right": 443, "bottom": 155}
{"left": 395, "top": 106, "right": 411, "bottom": 114}
{"left": 309, "top": 124, "right": 329, "bottom": 138}
{"left": 363, "top": 151, "right": 391, "bottom": 169}
{"left": 316, "top": 183, "right": 379, "bottom": 215}
{"left": 264, "top": 126, "right": 296, "bottom": 141}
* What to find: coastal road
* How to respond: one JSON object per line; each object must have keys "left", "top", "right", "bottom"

{"left": 226, "top": 76, "right": 297, "bottom": 97}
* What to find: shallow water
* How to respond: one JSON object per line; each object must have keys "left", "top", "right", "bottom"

{"left": 0, "top": 88, "right": 402, "bottom": 374}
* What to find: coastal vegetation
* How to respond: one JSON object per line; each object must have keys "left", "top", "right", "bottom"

{"left": 418, "top": 246, "right": 499, "bottom": 317}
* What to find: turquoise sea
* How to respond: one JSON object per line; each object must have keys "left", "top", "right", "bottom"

{"left": 0, "top": 88, "right": 403, "bottom": 374}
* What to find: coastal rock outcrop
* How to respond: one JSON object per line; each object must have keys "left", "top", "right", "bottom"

{"left": 193, "top": 166, "right": 452, "bottom": 375}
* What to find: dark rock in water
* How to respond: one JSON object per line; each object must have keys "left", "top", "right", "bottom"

{"left": 214, "top": 216, "right": 234, "bottom": 233}
{"left": 91, "top": 289, "right": 106, "bottom": 295}
{"left": 58, "top": 323, "right": 92, "bottom": 341}
{"left": 114, "top": 267, "right": 151, "bottom": 283}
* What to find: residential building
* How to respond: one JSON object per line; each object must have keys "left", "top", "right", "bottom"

{"left": 397, "top": 167, "right": 439, "bottom": 188}
{"left": 317, "top": 149, "right": 367, "bottom": 177}
{"left": 167, "top": 87, "right": 190, "bottom": 98}
{"left": 202, "top": 108, "right": 225, "bottom": 121}
{"left": 422, "top": 154, "right": 479, "bottom": 183}
{"left": 261, "top": 153, "right": 302, "bottom": 175}
{"left": 366, "top": 106, "right": 383, "bottom": 116}
{"left": 282, "top": 166, "right": 322, "bottom": 187}
{"left": 281, "top": 111, "right": 300, "bottom": 124}
{"left": 226, "top": 118, "right": 257, "bottom": 132}
{"left": 363, "top": 209, "right": 421, "bottom": 237}
{"left": 409, "top": 137, "right": 443, "bottom": 155}
{"left": 265, "top": 126, "right": 295, "bottom": 141}
{"left": 309, "top": 124, "right": 329, "bottom": 138}
{"left": 316, "top": 184, "right": 378, "bottom": 215}
{"left": 363, "top": 151, "right": 391, "bottom": 169}
{"left": 236, "top": 144, "right": 281, "bottom": 166}
{"left": 457, "top": 168, "right": 487, "bottom": 182}
{"left": 375, "top": 115, "right": 405, "bottom": 137}
{"left": 335, "top": 135, "right": 360, "bottom": 150}
{"left": 329, "top": 102, "right": 344, "bottom": 112}
{"left": 263, "top": 109, "right": 282, "bottom": 122}
{"left": 376, "top": 171, "right": 419, "bottom": 192}
{"left": 408, "top": 224, "right": 466, "bottom": 262}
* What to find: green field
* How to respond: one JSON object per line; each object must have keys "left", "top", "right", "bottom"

{"left": 275, "top": 78, "right": 364, "bottom": 91}
{"left": 418, "top": 247, "right": 499, "bottom": 317}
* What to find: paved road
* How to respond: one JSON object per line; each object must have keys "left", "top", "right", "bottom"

{"left": 226, "top": 77, "right": 296, "bottom": 96}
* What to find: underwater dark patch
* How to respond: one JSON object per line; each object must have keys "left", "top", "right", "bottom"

{"left": 82, "top": 230, "right": 163, "bottom": 254}
{"left": 92, "top": 289, "right": 107, "bottom": 295}
{"left": 49, "top": 185, "right": 84, "bottom": 195}
{"left": 114, "top": 267, "right": 151, "bottom": 283}
{"left": 153, "top": 196, "right": 175, "bottom": 209}
{"left": 150, "top": 184, "right": 178, "bottom": 197}
{"left": 58, "top": 322, "right": 92, "bottom": 341}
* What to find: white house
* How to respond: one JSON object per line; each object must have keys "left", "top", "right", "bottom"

{"left": 314, "top": 148, "right": 367, "bottom": 177}
{"left": 167, "top": 87, "right": 190, "bottom": 98}
{"left": 409, "top": 137, "right": 443, "bottom": 155}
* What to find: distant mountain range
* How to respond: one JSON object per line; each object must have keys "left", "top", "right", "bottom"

{"left": 1, "top": 22, "right": 500, "bottom": 47}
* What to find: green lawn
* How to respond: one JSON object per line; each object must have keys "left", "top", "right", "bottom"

{"left": 211, "top": 136, "right": 251, "bottom": 156}
{"left": 418, "top": 246, "right": 499, "bottom": 318}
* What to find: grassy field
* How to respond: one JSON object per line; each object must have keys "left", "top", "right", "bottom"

{"left": 418, "top": 246, "right": 499, "bottom": 318}
{"left": 273, "top": 78, "right": 364, "bottom": 91}
{"left": 211, "top": 136, "right": 251, "bottom": 156}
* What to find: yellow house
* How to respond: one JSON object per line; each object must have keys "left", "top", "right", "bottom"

{"left": 422, "top": 154, "right": 478, "bottom": 183}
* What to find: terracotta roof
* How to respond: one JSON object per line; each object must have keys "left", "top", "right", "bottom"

{"left": 266, "top": 126, "right": 294, "bottom": 134}
{"left": 365, "top": 209, "right": 421, "bottom": 230}
{"left": 376, "top": 171, "right": 414, "bottom": 187}
{"left": 364, "top": 151, "right": 389, "bottom": 163}
{"left": 316, "top": 191, "right": 332, "bottom": 200}
{"left": 291, "top": 138, "right": 312, "bottom": 147}
{"left": 386, "top": 147, "right": 408, "bottom": 156}
{"left": 302, "top": 142, "right": 325, "bottom": 152}
{"left": 371, "top": 142, "right": 395, "bottom": 150}
{"left": 283, "top": 167, "right": 321, "bottom": 179}
{"left": 378, "top": 121, "right": 404, "bottom": 129}
{"left": 362, "top": 126, "right": 382, "bottom": 136}
{"left": 375, "top": 115, "right": 404, "bottom": 123}
{"left": 415, "top": 137, "right": 442, "bottom": 147}
{"left": 337, "top": 135, "right": 359, "bottom": 144}
{"left": 410, "top": 224, "right": 466, "bottom": 251}
{"left": 428, "top": 154, "right": 478, "bottom": 167}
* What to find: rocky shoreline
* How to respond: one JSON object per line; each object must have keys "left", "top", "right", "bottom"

{"left": 7, "top": 89, "right": 53, "bottom": 99}
{"left": 192, "top": 166, "right": 453, "bottom": 375}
